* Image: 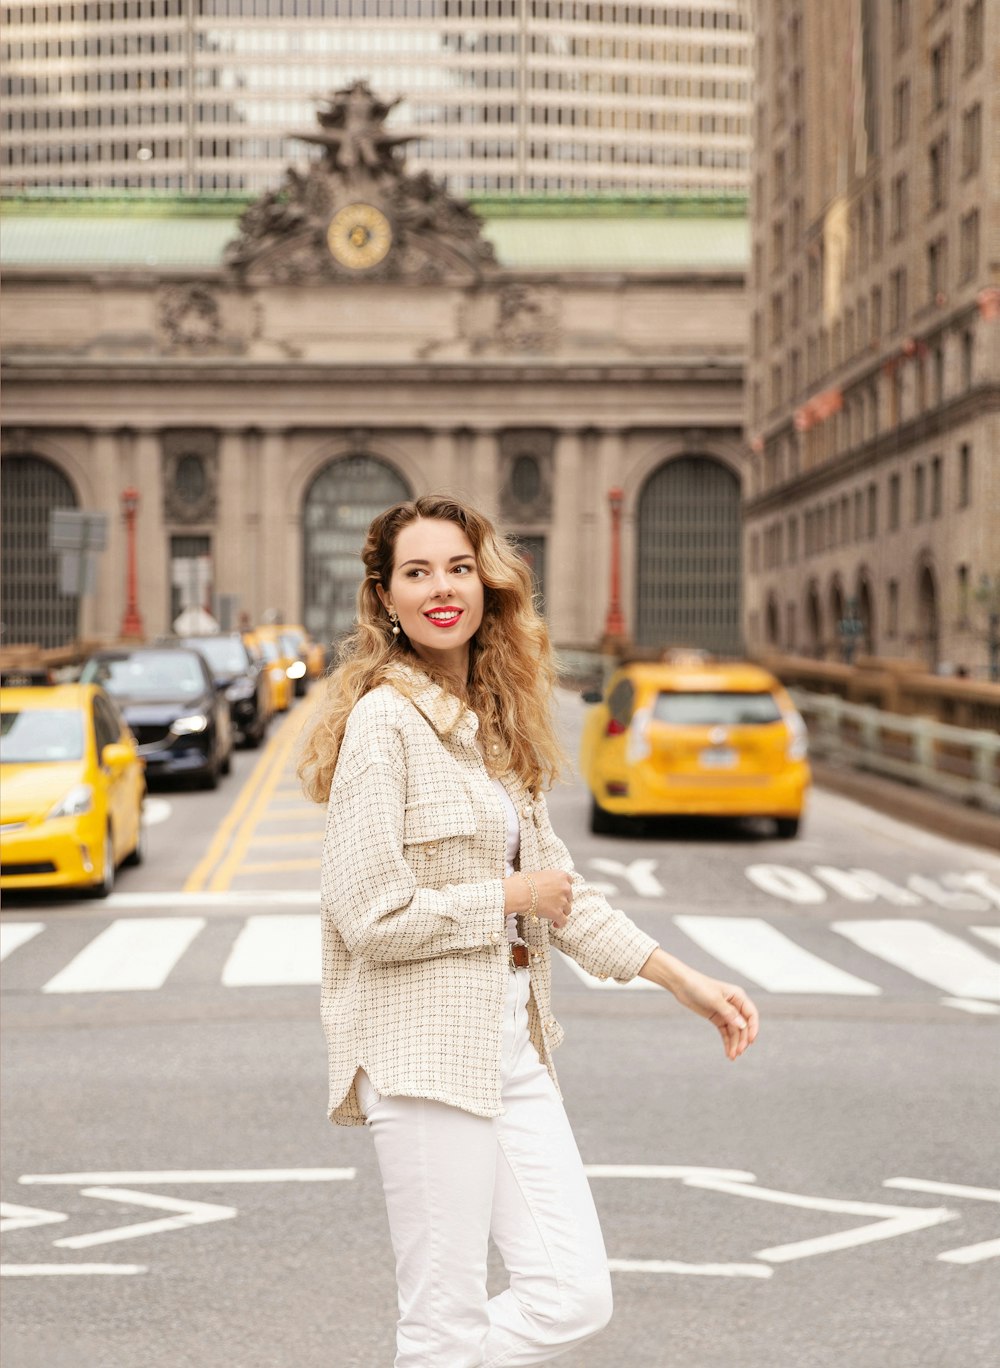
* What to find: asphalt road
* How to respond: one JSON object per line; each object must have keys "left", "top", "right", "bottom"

{"left": 2, "top": 689, "right": 999, "bottom": 1368}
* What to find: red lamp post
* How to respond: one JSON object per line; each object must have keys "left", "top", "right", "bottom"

{"left": 602, "top": 486, "right": 626, "bottom": 645}
{"left": 119, "top": 486, "right": 145, "bottom": 640}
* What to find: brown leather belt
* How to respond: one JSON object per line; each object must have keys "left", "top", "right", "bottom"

{"left": 508, "top": 943, "right": 530, "bottom": 970}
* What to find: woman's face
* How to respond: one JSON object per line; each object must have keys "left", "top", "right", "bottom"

{"left": 378, "top": 517, "right": 485, "bottom": 674}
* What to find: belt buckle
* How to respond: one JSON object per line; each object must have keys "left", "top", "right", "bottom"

{"left": 509, "top": 943, "right": 529, "bottom": 970}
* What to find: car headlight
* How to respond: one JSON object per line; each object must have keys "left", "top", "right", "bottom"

{"left": 784, "top": 711, "right": 809, "bottom": 760}
{"left": 48, "top": 784, "right": 94, "bottom": 819}
{"left": 170, "top": 713, "right": 209, "bottom": 735}
{"left": 286, "top": 661, "right": 307, "bottom": 680}
{"left": 225, "top": 681, "right": 255, "bottom": 702}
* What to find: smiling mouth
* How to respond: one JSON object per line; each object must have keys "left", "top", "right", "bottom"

{"left": 423, "top": 608, "right": 464, "bottom": 628}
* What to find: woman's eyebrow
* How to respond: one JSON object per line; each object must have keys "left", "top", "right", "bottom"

{"left": 398, "top": 555, "right": 475, "bottom": 568}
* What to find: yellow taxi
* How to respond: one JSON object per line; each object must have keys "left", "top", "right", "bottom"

{"left": 243, "top": 628, "right": 293, "bottom": 713}
{"left": 0, "top": 684, "right": 146, "bottom": 897}
{"left": 273, "top": 623, "right": 326, "bottom": 684}
{"left": 580, "top": 656, "right": 810, "bottom": 838}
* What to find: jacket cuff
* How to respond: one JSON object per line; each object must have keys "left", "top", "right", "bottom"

{"left": 440, "top": 878, "right": 507, "bottom": 950}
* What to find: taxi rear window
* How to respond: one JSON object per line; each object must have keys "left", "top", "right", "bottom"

{"left": 652, "top": 691, "right": 782, "bottom": 726}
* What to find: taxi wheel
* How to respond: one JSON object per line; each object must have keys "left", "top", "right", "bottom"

{"left": 124, "top": 815, "right": 146, "bottom": 867}
{"left": 775, "top": 817, "right": 800, "bottom": 839}
{"left": 89, "top": 827, "right": 116, "bottom": 899}
{"left": 590, "top": 798, "right": 619, "bottom": 836}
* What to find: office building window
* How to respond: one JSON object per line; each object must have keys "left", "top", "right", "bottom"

{"left": 931, "top": 37, "right": 951, "bottom": 110}
{"left": 927, "top": 236, "right": 948, "bottom": 303}
{"left": 891, "top": 173, "right": 908, "bottom": 239}
{"left": 958, "top": 444, "right": 972, "bottom": 507}
{"left": 959, "top": 210, "right": 980, "bottom": 282}
{"left": 964, "top": 0, "right": 984, "bottom": 72}
{"left": 892, "top": 79, "right": 910, "bottom": 145}
{"left": 913, "top": 464, "right": 925, "bottom": 523}
{"left": 961, "top": 103, "right": 982, "bottom": 177}
{"left": 889, "top": 472, "right": 901, "bottom": 530}
{"left": 929, "top": 137, "right": 949, "bottom": 212}
{"left": 931, "top": 456, "right": 943, "bottom": 517}
{"left": 957, "top": 564, "right": 970, "bottom": 626}
{"left": 889, "top": 269, "right": 907, "bottom": 332}
{"left": 867, "top": 482, "right": 878, "bottom": 538}
{"left": 887, "top": 580, "right": 899, "bottom": 638}
{"left": 892, "top": 0, "right": 910, "bottom": 54}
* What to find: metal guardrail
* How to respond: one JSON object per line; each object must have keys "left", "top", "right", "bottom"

{"left": 792, "top": 688, "right": 1000, "bottom": 815}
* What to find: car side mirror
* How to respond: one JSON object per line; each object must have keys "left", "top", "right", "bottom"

{"left": 581, "top": 689, "right": 603, "bottom": 704}
{"left": 102, "top": 742, "right": 134, "bottom": 771}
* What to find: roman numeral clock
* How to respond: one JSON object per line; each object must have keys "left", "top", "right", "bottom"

{"left": 326, "top": 202, "right": 394, "bottom": 273}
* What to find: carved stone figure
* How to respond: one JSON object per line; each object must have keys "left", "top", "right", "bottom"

{"left": 495, "top": 285, "right": 562, "bottom": 354}
{"left": 224, "top": 82, "right": 496, "bottom": 286}
{"left": 157, "top": 284, "right": 222, "bottom": 352}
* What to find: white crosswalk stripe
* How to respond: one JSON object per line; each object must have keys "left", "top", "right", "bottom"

{"left": 41, "top": 918, "right": 206, "bottom": 994}
{"left": 0, "top": 922, "right": 45, "bottom": 962}
{"left": 2, "top": 913, "right": 998, "bottom": 1002}
{"left": 673, "top": 916, "right": 882, "bottom": 995}
{"left": 832, "top": 920, "right": 1000, "bottom": 1001}
{"left": 222, "top": 914, "right": 320, "bottom": 986}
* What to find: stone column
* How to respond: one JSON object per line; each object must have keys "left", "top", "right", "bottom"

{"left": 213, "top": 428, "right": 248, "bottom": 629}
{"left": 426, "top": 428, "right": 455, "bottom": 493}
{"left": 85, "top": 429, "right": 122, "bottom": 642}
{"left": 258, "top": 429, "right": 289, "bottom": 619}
{"left": 590, "top": 429, "right": 626, "bottom": 646}
{"left": 548, "top": 428, "right": 584, "bottom": 645}
{"left": 471, "top": 430, "right": 499, "bottom": 520}
{"left": 129, "top": 429, "right": 168, "bottom": 640}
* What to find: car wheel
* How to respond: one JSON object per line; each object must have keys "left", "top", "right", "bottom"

{"left": 221, "top": 748, "right": 232, "bottom": 777}
{"left": 200, "top": 756, "right": 220, "bottom": 790}
{"left": 89, "top": 827, "right": 116, "bottom": 898}
{"left": 123, "top": 813, "right": 146, "bottom": 867}
{"left": 775, "top": 817, "right": 800, "bottom": 839}
{"left": 590, "top": 797, "right": 619, "bottom": 836}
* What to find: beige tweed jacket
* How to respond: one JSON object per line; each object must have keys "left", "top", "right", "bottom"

{"left": 320, "top": 664, "right": 659, "bottom": 1126}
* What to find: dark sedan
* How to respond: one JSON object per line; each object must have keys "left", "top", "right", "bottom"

{"left": 80, "top": 646, "right": 233, "bottom": 789}
{"left": 175, "top": 633, "right": 271, "bottom": 749}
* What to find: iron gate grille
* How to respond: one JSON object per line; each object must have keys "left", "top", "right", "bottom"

{"left": 635, "top": 456, "right": 741, "bottom": 655}
{"left": 0, "top": 455, "right": 80, "bottom": 649}
{"left": 302, "top": 456, "right": 411, "bottom": 647}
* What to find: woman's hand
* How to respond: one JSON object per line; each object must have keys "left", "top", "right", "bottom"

{"left": 638, "top": 948, "right": 759, "bottom": 1060}
{"left": 503, "top": 869, "right": 573, "bottom": 929}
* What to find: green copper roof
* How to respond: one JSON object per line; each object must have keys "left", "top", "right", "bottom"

{"left": 0, "top": 193, "right": 748, "bottom": 271}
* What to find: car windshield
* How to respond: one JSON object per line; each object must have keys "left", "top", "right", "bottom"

{"left": 0, "top": 709, "right": 85, "bottom": 762}
{"left": 180, "top": 638, "right": 247, "bottom": 675}
{"left": 81, "top": 652, "right": 205, "bottom": 699}
{"left": 652, "top": 691, "right": 782, "bottom": 726}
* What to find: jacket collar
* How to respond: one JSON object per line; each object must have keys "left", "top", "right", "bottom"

{"left": 387, "top": 659, "right": 480, "bottom": 745}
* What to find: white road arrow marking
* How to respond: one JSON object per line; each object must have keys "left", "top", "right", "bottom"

{"left": 1, "top": 1264, "right": 146, "bottom": 1276}
{"left": 681, "top": 1175, "right": 958, "bottom": 1262}
{"left": 52, "top": 1187, "right": 237, "bottom": 1249}
{"left": 884, "top": 1178, "right": 1000, "bottom": 1264}
{"left": 20, "top": 1168, "right": 356, "bottom": 1185}
{"left": 0, "top": 1201, "right": 68, "bottom": 1234}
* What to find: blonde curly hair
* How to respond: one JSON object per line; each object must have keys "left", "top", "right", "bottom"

{"left": 297, "top": 494, "right": 564, "bottom": 804}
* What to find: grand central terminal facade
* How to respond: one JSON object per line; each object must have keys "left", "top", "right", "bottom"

{"left": 1, "top": 84, "right": 748, "bottom": 659}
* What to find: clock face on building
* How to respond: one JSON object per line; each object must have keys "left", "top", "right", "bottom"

{"left": 326, "top": 203, "right": 393, "bottom": 271}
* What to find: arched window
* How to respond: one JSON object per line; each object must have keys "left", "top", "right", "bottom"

{"left": 635, "top": 455, "right": 741, "bottom": 653}
{"left": 0, "top": 454, "right": 80, "bottom": 648}
{"left": 301, "top": 455, "right": 411, "bottom": 645}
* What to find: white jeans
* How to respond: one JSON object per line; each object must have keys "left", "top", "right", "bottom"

{"left": 357, "top": 967, "right": 613, "bottom": 1367}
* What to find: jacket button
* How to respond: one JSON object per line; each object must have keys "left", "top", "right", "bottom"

{"left": 522, "top": 804, "right": 532, "bottom": 818}
{"left": 546, "top": 1018, "right": 557, "bottom": 1030}
{"left": 490, "top": 931, "right": 500, "bottom": 944}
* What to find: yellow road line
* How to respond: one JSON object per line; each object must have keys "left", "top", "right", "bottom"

{"left": 251, "top": 831, "right": 326, "bottom": 846}
{"left": 183, "top": 697, "right": 314, "bottom": 893}
{"left": 208, "top": 700, "right": 315, "bottom": 892}
{"left": 235, "top": 858, "right": 323, "bottom": 873}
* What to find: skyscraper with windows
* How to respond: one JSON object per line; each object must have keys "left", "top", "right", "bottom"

{"left": 2, "top": 0, "right": 752, "bottom": 195}
{"left": 743, "top": 0, "right": 998, "bottom": 677}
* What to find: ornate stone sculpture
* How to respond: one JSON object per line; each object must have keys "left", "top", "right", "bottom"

{"left": 225, "top": 81, "right": 496, "bottom": 286}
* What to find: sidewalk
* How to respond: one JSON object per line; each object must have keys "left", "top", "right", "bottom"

{"left": 811, "top": 759, "right": 1000, "bottom": 853}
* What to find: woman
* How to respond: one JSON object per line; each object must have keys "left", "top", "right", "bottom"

{"left": 300, "top": 494, "right": 759, "bottom": 1368}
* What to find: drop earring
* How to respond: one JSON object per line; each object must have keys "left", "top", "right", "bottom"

{"left": 389, "top": 609, "right": 401, "bottom": 637}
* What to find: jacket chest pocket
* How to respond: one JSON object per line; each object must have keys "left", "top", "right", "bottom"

{"left": 402, "top": 797, "right": 477, "bottom": 863}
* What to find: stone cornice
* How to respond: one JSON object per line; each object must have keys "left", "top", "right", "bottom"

{"left": 0, "top": 358, "right": 744, "bottom": 387}
{"left": 744, "top": 383, "right": 1000, "bottom": 518}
